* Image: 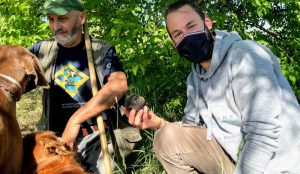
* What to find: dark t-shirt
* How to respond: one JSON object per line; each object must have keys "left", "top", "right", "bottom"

{"left": 29, "top": 39, "right": 123, "bottom": 135}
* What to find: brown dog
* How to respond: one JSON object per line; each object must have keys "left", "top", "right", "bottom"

{"left": 0, "top": 45, "right": 49, "bottom": 174}
{"left": 22, "top": 131, "right": 87, "bottom": 174}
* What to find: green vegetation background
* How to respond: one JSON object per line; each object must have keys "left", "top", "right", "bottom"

{"left": 1, "top": 0, "right": 299, "bottom": 173}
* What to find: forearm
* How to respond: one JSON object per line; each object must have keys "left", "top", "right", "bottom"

{"left": 70, "top": 72, "right": 128, "bottom": 124}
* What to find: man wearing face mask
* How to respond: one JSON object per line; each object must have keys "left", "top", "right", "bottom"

{"left": 123, "top": 0, "right": 300, "bottom": 174}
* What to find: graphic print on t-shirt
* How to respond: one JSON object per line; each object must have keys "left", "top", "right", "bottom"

{"left": 54, "top": 63, "right": 89, "bottom": 98}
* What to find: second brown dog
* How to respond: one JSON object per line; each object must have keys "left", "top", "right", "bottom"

{"left": 22, "top": 131, "right": 87, "bottom": 174}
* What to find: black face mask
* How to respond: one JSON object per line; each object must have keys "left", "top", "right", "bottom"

{"left": 175, "top": 30, "right": 214, "bottom": 63}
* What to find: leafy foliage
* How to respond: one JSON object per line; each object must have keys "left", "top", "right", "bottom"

{"left": 1, "top": 0, "right": 299, "bottom": 173}
{"left": 203, "top": 0, "right": 300, "bottom": 97}
{"left": 0, "top": 0, "right": 51, "bottom": 46}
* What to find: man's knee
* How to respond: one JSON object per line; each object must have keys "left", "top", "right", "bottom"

{"left": 153, "top": 122, "right": 183, "bottom": 155}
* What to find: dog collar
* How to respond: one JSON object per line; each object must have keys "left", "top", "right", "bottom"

{"left": 0, "top": 73, "right": 23, "bottom": 101}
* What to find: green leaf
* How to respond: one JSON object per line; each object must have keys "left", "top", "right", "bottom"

{"left": 132, "top": 64, "right": 139, "bottom": 76}
{"left": 257, "top": 40, "right": 268, "bottom": 46}
{"left": 154, "top": 37, "right": 162, "bottom": 43}
{"left": 113, "top": 18, "right": 123, "bottom": 24}
{"left": 135, "top": 6, "right": 142, "bottom": 12}
{"left": 131, "top": 10, "right": 136, "bottom": 16}
{"left": 289, "top": 75, "right": 297, "bottom": 84}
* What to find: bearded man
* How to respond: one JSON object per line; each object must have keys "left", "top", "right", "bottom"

{"left": 29, "top": 0, "right": 141, "bottom": 173}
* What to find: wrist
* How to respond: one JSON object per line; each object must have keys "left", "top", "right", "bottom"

{"left": 69, "top": 114, "right": 81, "bottom": 126}
{"left": 158, "top": 118, "right": 167, "bottom": 129}
{"left": 149, "top": 111, "right": 167, "bottom": 129}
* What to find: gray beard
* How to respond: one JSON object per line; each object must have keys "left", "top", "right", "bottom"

{"left": 54, "top": 23, "right": 81, "bottom": 47}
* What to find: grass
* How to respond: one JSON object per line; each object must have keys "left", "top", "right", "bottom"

{"left": 17, "top": 89, "right": 43, "bottom": 136}
{"left": 126, "top": 130, "right": 166, "bottom": 174}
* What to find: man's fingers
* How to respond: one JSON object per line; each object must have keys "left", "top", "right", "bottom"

{"left": 134, "top": 109, "right": 144, "bottom": 125}
{"left": 142, "top": 106, "right": 149, "bottom": 121}
{"left": 66, "top": 142, "right": 74, "bottom": 150}
{"left": 61, "top": 135, "right": 74, "bottom": 149}
{"left": 128, "top": 108, "right": 137, "bottom": 125}
{"left": 124, "top": 106, "right": 151, "bottom": 128}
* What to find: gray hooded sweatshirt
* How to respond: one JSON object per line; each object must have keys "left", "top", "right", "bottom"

{"left": 183, "top": 30, "right": 300, "bottom": 173}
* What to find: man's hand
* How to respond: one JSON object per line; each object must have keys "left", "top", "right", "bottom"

{"left": 122, "top": 106, "right": 166, "bottom": 130}
{"left": 62, "top": 117, "right": 81, "bottom": 149}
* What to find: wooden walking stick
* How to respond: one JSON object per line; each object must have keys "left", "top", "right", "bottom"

{"left": 83, "top": 22, "right": 112, "bottom": 174}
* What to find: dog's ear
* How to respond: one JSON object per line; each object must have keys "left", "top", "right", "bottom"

{"left": 23, "top": 52, "right": 49, "bottom": 92}
{"left": 31, "top": 55, "right": 49, "bottom": 88}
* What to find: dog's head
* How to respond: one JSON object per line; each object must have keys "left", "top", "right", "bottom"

{"left": 22, "top": 131, "right": 87, "bottom": 174}
{"left": 0, "top": 45, "right": 49, "bottom": 101}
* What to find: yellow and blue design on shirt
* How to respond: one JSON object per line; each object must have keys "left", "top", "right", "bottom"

{"left": 54, "top": 63, "right": 89, "bottom": 97}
